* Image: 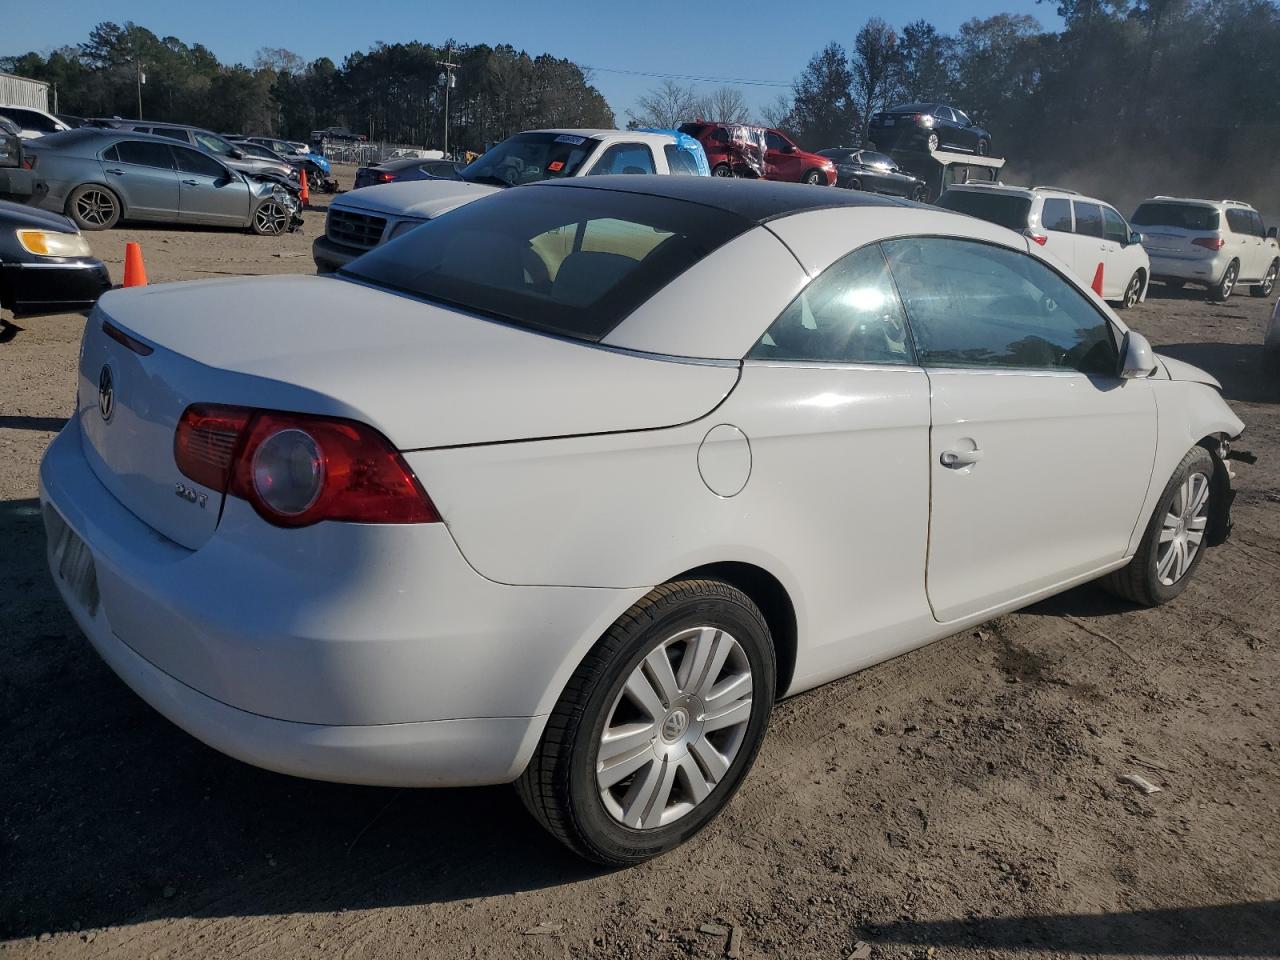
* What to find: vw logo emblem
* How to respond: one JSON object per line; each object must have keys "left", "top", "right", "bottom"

{"left": 98, "top": 365, "right": 114, "bottom": 422}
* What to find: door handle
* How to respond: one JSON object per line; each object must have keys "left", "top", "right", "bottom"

{"left": 105, "top": 168, "right": 124, "bottom": 175}
{"left": 940, "top": 447, "right": 983, "bottom": 468}
{"left": 182, "top": 179, "right": 199, "bottom": 186}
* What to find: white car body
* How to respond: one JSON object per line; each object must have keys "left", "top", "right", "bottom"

{"left": 0, "top": 104, "right": 70, "bottom": 140}
{"left": 42, "top": 179, "right": 1243, "bottom": 797}
{"left": 938, "top": 183, "right": 1151, "bottom": 307}
{"left": 1133, "top": 196, "right": 1280, "bottom": 297}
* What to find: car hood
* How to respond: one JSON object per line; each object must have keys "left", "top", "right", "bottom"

{"left": 94, "top": 275, "right": 739, "bottom": 450}
{"left": 0, "top": 198, "right": 79, "bottom": 233}
{"left": 1157, "top": 353, "right": 1222, "bottom": 390}
{"left": 337, "top": 179, "right": 501, "bottom": 220}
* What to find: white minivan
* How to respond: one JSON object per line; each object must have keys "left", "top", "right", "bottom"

{"left": 1132, "top": 197, "right": 1279, "bottom": 301}
{"left": 937, "top": 184, "right": 1150, "bottom": 309}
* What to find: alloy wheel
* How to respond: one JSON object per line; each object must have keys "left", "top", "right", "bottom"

{"left": 1156, "top": 472, "right": 1210, "bottom": 586}
{"left": 1220, "top": 264, "right": 1237, "bottom": 299}
{"left": 1263, "top": 263, "right": 1277, "bottom": 296}
{"left": 254, "top": 201, "right": 288, "bottom": 236}
{"left": 75, "top": 189, "right": 116, "bottom": 227}
{"left": 1124, "top": 273, "right": 1142, "bottom": 308}
{"left": 927, "top": 133, "right": 940, "bottom": 151}
{"left": 596, "top": 626, "right": 753, "bottom": 829}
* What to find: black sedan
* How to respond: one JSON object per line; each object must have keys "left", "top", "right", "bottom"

{"left": 352, "top": 156, "right": 463, "bottom": 190}
{"left": 0, "top": 200, "right": 110, "bottom": 318}
{"left": 868, "top": 103, "right": 992, "bottom": 156}
{"left": 818, "top": 148, "right": 927, "bottom": 200}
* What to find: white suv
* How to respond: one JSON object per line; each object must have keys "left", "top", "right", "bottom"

{"left": 1132, "top": 197, "right": 1279, "bottom": 300}
{"left": 937, "top": 184, "right": 1150, "bottom": 308}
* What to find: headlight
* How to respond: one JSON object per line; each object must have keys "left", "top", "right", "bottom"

{"left": 388, "top": 219, "right": 427, "bottom": 240}
{"left": 16, "top": 229, "right": 92, "bottom": 258}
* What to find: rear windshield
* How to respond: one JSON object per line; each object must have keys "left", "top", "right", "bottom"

{"left": 340, "top": 186, "right": 752, "bottom": 342}
{"left": 1131, "top": 202, "right": 1220, "bottom": 231}
{"left": 936, "top": 190, "right": 1032, "bottom": 231}
{"left": 458, "top": 132, "right": 599, "bottom": 187}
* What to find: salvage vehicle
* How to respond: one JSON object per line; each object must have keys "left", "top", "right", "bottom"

{"left": 314, "top": 128, "right": 705, "bottom": 272}
{"left": 0, "top": 199, "right": 110, "bottom": 317}
{"left": 239, "top": 137, "right": 334, "bottom": 190}
{"left": 869, "top": 103, "right": 992, "bottom": 155}
{"left": 351, "top": 156, "right": 463, "bottom": 190}
{"left": 42, "top": 176, "right": 1244, "bottom": 866}
{"left": 21, "top": 129, "right": 301, "bottom": 234}
{"left": 818, "top": 148, "right": 926, "bottom": 199}
{"left": 1132, "top": 197, "right": 1279, "bottom": 301}
{"left": 679, "top": 122, "right": 836, "bottom": 185}
{"left": 938, "top": 183, "right": 1150, "bottom": 309}
{"left": 102, "top": 121, "right": 294, "bottom": 180}
{"left": 0, "top": 104, "right": 70, "bottom": 140}
{"left": 889, "top": 149, "right": 1003, "bottom": 203}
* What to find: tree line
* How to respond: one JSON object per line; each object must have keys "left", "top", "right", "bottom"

{"left": 1, "top": 22, "right": 614, "bottom": 151}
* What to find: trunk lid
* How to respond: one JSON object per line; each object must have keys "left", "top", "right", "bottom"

{"left": 81, "top": 276, "right": 738, "bottom": 547}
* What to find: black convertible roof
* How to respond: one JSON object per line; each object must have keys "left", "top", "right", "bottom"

{"left": 531, "top": 175, "right": 913, "bottom": 224}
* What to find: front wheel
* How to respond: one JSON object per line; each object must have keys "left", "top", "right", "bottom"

{"left": 1251, "top": 259, "right": 1278, "bottom": 297}
{"left": 802, "top": 169, "right": 823, "bottom": 185}
{"left": 1102, "top": 445, "right": 1216, "bottom": 606}
{"left": 1211, "top": 260, "right": 1239, "bottom": 301}
{"left": 516, "top": 580, "right": 776, "bottom": 865}
{"left": 1118, "top": 271, "right": 1144, "bottom": 309}
{"left": 251, "top": 199, "right": 290, "bottom": 236}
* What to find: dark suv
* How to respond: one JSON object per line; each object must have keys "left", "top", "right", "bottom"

{"left": 678, "top": 122, "right": 835, "bottom": 185}
{"left": 868, "top": 103, "right": 992, "bottom": 156}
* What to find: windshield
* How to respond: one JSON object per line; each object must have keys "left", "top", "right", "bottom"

{"left": 195, "top": 131, "right": 238, "bottom": 156}
{"left": 936, "top": 190, "right": 1032, "bottom": 231}
{"left": 340, "top": 185, "right": 752, "bottom": 342}
{"left": 1131, "top": 202, "right": 1220, "bottom": 231}
{"left": 459, "top": 132, "right": 599, "bottom": 187}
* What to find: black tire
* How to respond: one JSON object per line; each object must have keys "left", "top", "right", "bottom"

{"left": 1101, "top": 446, "right": 1216, "bottom": 607}
{"left": 911, "top": 185, "right": 927, "bottom": 203}
{"left": 847, "top": 178, "right": 862, "bottom": 192}
{"left": 975, "top": 138, "right": 990, "bottom": 156}
{"left": 66, "top": 183, "right": 121, "bottom": 231}
{"left": 516, "top": 579, "right": 776, "bottom": 866}
{"left": 1251, "top": 258, "right": 1278, "bottom": 297}
{"left": 802, "top": 169, "right": 823, "bottom": 185}
{"left": 711, "top": 163, "right": 733, "bottom": 178}
{"left": 1118, "top": 270, "right": 1144, "bottom": 309}
{"left": 1210, "top": 260, "right": 1239, "bottom": 301}
{"left": 926, "top": 132, "right": 940, "bottom": 152}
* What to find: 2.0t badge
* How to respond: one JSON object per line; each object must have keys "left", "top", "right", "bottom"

{"left": 97, "top": 365, "right": 114, "bottom": 422}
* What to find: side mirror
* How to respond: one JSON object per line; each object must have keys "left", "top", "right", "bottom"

{"left": 1119, "top": 330, "right": 1157, "bottom": 379}
{"left": 1129, "top": 230, "right": 1144, "bottom": 246}
{"left": 1268, "top": 226, "right": 1277, "bottom": 240}
{"left": 783, "top": 143, "right": 795, "bottom": 153}
{"left": 230, "top": 148, "right": 244, "bottom": 159}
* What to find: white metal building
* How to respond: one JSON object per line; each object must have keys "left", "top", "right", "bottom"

{"left": 0, "top": 72, "right": 51, "bottom": 111}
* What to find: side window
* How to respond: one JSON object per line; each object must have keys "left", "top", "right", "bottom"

{"left": 101, "top": 145, "right": 119, "bottom": 162}
{"left": 173, "top": 146, "right": 228, "bottom": 178}
{"left": 765, "top": 131, "right": 790, "bottom": 152}
{"left": 587, "top": 143, "right": 656, "bottom": 176}
{"left": 955, "top": 109, "right": 972, "bottom": 126}
{"left": 1102, "top": 206, "right": 1129, "bottom": 244}
{"left": 150, "top": 127, "right": 188, "bottom": 142}
{"left": 1073, "top": 201, "right": 1104, "bottom": 238}
{"left": 1041, "top": 198, "right": 1073, "bottom": 233}
{"left": 710, "top": 127, "right": 729, "bottom": 144}
{"left": 662, "top": 145, "right": 700, "bottom": 176}
{"left": 9, "top": 108, "right": 59, "bottom": 133}
{"left": 881, "top": 237, "right": 1117, "bottom": 374}
{"left": 194, "top": 132, "right": 233, "bottom": 156}
{"left": 748, "top": 244, "right": 915, "bottom": 365}
{"left": 114, "top": 140, "right": 175, "bottom": 169}
{"left": 934, "top": 106, "right": 956, "bottom": 122}
{"left": 1251, "top": 212, "right": 1268, "bottom": 237}
{"left": 1224, "top": 209, "right": 1250, "bottom": 235}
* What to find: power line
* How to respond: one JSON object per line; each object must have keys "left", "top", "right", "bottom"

{"left": 579, "top": 64, "right": 793, "bottom": 88}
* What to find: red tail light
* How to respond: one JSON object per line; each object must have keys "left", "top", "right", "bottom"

{"left": 22, "top": 154, "right": 37, "bottom": 170}
{"left": 1024, "top": 230, "right": 1048, "bottom": 246}
{"left": 1192, "top": 237, "right": 1226, "bottom": 250}
{"left": 174, "top": 404, "right": 438, "bottom": 527}
{"left": 376, "top": 171, "right": 395, "bottom": 183}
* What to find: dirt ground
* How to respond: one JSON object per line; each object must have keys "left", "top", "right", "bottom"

{"left": 1, "top": 174, "right": 1278, "bottom": 959}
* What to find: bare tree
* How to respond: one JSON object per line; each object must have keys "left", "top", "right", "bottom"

{"left": 694, "top": 86, "right": 750, "bottom": 124}
{"left": 851, "top": 18, "right": 901, "bottom": 141}
{"left": 625, "top": 79, "right": 698, "bottom": 129}
{"left": 758, "top": 93, "right": 796, "bottom": 130}
{"left": 254, "top": 47, "right": 305, "bottom": 75}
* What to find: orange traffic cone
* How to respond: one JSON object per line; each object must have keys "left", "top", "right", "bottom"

{"left": 299, "top": 169, "right": 310, "bottom": 207}
{"left": 123, "top": 242, "right": 148, "bottom": 287}
{"left": 1091, "top": 262, "right": 1104, "bottom": 296}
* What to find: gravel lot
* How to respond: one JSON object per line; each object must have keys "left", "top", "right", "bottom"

{"left": 2, "top": 177, "right": 1278, "bottom": 959}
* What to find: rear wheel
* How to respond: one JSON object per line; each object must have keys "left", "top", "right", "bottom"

{"left": 66, "top": 184, "right": 121, "bottom": 231}
{"left": 711, "top": 163, "right": 733, "bottom": 178}
{"left": 1118, "top": 270, "right": 1144, "bottom": 309}
{"left": 516, "top": 580, "right": 776, "bottom": 865}
{"left": 926, "top": 132, "right": 940, "bottom": 152}
{"left": 1211, "top": 260, "right": 1238, "bottom": 301}
{"left": 1102, "top": 446, "right": 1215, "bottom": 606}
{"left": 1251, "top": 258, "right": 1278, "bottom": 297}
{"left": 975, "top": 138, "right": 990, "bottom": 156}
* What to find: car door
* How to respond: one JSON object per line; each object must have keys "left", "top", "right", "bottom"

{"left": 1223, "top": 209, "right": 1260, "bottom": 280}
{"left": 1253, "top": 212, "right": 1279, "bottom": 276}
{"left": 932, "top": 106, "right": 958, "bottom": 149}
{"left": 1100, "top": 205, "right": 1135, "bottom": 297}
{"left": 764, "top": 130, "right": 801, "bottom": 181}
{"left": 859, "top": 152, "right": 895, "bottom": 194}
{"left": 1071, "top": 200, "right": 1109, "bottom": 291}
{"left": 881, "top": 236, "right": 1157, "bottom": 622}
{"left": 101, "top": 139, "right": 180, "bottom": 220}
{"left": 952, "top": 109, "right": 978, "bottom": 152}
{"left": 173, "top": 145, "right": 250, "bottom": 226}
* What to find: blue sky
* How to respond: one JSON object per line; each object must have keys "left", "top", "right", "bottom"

{"left": 6, "top": 0, "right": 1061, "bottom": 118}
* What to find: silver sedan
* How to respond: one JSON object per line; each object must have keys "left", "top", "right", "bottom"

{"left": 22, "top": 129, "right": 298, "bottom": 234}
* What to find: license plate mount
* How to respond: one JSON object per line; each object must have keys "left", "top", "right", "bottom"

{"left": 45, "top": 507, "right": 100, "bottom": 616}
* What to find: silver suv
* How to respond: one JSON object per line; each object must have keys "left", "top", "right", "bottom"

{"left": 105, "top": 122, "right": 294, "bottom": 180}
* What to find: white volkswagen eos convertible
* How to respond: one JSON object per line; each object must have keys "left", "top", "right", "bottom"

{"left": 41, "top": 177, "right": 1244, "bottom": 865}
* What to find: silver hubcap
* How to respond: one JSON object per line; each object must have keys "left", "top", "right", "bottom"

{"left": 255, "top": 202, "right": 287, "bottom": 235}
{"left": 1265, "top": 264, "right": 1277, "bottom": 293}
{"left": 75, "top": 189, "right": 115, "bottom": 226}
{"left": 597, "top": 626, "right": 753, "bottom": 830}
{"left": 1221, "top": 267, "right": 1236, "bottom": 298}
{"left": 1126, "top": 275, "right": 1141, "bottom": 306}
{"left": 1157, "top": 472, "right": 1209, "bottom": 586}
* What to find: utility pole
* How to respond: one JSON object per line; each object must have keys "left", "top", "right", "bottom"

{"left": 437, "top": 44, "right": 458, "bottom": 157}
{"left": 136, "top": 61, "right": 145, "bottom": 120}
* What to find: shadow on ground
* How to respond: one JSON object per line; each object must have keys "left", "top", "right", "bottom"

{"left": 0, "top": 415, "right": 68, "bottom": 432}
{"left": 1157, "top": 342, "right": 1278, "bottom": 404}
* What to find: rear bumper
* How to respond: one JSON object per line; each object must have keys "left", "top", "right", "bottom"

{"left": 312, "top": 234, "right": 365, "bottom": 273}
{"left": 38, "top": 422, "right": 646, "bottom": 786}
{"left": 1147, "top": 252, "right": 1226, "bottom": 285}
{"left": 1, "top": 259, "right": 111, "bottom": 314}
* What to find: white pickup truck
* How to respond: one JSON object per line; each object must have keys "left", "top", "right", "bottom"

{"left": 313, "top": 128, "right": 706, "bottom": 272}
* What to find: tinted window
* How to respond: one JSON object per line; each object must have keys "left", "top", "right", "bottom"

{"left": 1130, "top": 202, "right": 1220, "bottom": 231}
{"left": 1225, "top": 209, "right": 1254, "bottom": 235}
{"left": 818, "top": 149, "right": 857, "bottom": 162}
{"left": 749, "top": 244, "right": 914, "bottom": 365}
{"left": 3, "top": 108, "right": 60, "bottom": 133}
{"left": 1251, "top": 212, "right": 1267, "bottom": 237}
{"left": 663, "top": 144, "right": 701, "bottom": 176}
{"left": 934, "top": 106, "right": 956, "bottom": 122}
{"left": 151, "top": 127, "right": 190, "bottom": 142}
{"left": 955, "top": 109, "right": 972, "bottom": 126}
{"left": 765, "top": 131, "right": 790, "bottom": 152}
{"left": 1102, "top": 207, "right": 1130, "bottom": 244}
{"left": 882, "top": 237, "right": 1117, "bottom": 374}
{"left": 341, "top": 187, "right": 752, "bottom": 342}
{"left": 936, "top": 190, "right": 1032, "bottom": 231}
{"left": 588, "top": 143, "right": 656, "bottom": 176}
{"left": 1041, "top": 197, "right": 1073, "bottom": 232}
{"left": 1073, "top": 202, "right": 1104, "bottom": 238}
{"left": 114, "top": 140, "right": 175, "bottom": 169}
{"left": 174, "top": 146, "right": 227, "bottom": 178}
